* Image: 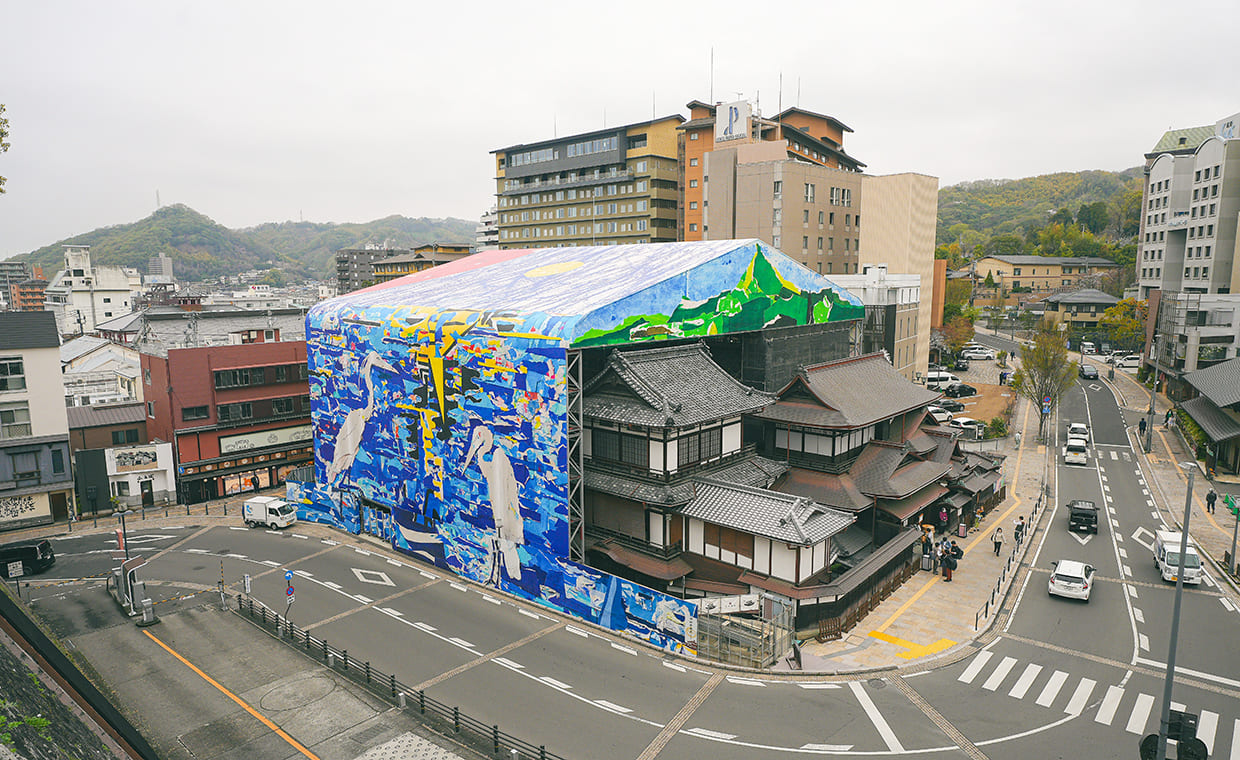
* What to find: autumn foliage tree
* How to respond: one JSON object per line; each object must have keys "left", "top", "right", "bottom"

{"left": 1098, "top": 298, "right": 1148, "bottom": 351}
{"left": 943, "top": 316, "right": 976, "bottom": 356}
{"left": 1009, "top": 319, "right": 1078, "bottom": 439}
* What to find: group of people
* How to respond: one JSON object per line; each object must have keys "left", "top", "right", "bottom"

{"left": 936, "top": 537, "right": 964, "bottom": 581}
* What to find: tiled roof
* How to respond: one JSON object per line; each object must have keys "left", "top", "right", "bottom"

{"left": 849, "top": 440, "right": 951, "bottom": 498}
{"left": 60, "top": 335, "right": 110, "bottom": 363}
{"left": 1149, "top": 125, "right": 1214, "bottom": 154}
{"left": 755, "top": 353, "right": 940, "bottom": 429}
{"left": 1181, "top": 397, "right": 1240, "bottom": 443}
{"left": 585, "top": 454, "right": 788, "bottom": 506}
{"left": 0, "top": 311, "right": 60, "bottom": 349}
{"left": 683, "top": 480, "right": 854, "bottom": 546}
{"left": 1183, "top": 357, "right": 1240, "bottom": 409}
{"left": 985, "top": 255, "right": 1117, "bottom": 267}
{"left": 1043, "top": 289, "right": 1120, "bottom": 306}
{"left": 771, "top": 468, "right": 872, "bottom": 512}
{"left": 584, "top": 343, "right": 773, "bottom": 427}
{"left": 66, "top": 402, "right": 147, "bottom": 429}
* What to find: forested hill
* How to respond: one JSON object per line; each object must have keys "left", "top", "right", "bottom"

{"left": 9, "top": 204, "right": 477, "bottom": 282}
{"left": 937, "top": 168, "right": 1145, "bottom": 246}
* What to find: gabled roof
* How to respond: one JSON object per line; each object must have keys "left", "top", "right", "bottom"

{"left": 1148, "top": 125, "right": 1214, "bottom": 155}
{"left": 584, "top": 342, "right": 773, "bottom": 427}
{"left": 1181, "top": 397, "right": 1240, "bottom": 442}
{"left": 983, "top": 255, "right": 1117, "bottom": 267}
{"left": 312, "top": 240, "right": 863, "bottom": 350}
{"left": 775, "top": 106, "right": 854, "bottom": 134}
{"left": 1042, "top": 289, "right": 1120, "bottom": 306}
{"left": 66, "top": 402, "right": 146, "bottom": 430}
{"left": 1183, "top": 356, "right": 1240, "bottom": 408}
{"left": 771, "top": 468, "right": 872, "bottom": 512}
{"left": 684, "top": 479, "right": 854, "bottom": 546}
{"left": 849, "top": 439, "right": 951, "bottom": 499}
{"left": 754, "top": 353, "right": 940, "bottom": 429}
{"left": 0, "top": 311, "right": 60, "bottom": 349}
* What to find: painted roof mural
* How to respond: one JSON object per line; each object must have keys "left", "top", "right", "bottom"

{"left": 312, "top": 239, "right": 863, "bottom": 349}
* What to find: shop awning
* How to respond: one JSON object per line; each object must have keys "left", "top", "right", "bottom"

{"left": 877, "top": 484, "right": 948, "bottom": 522}
{"left": 1182, "top": 397, "right": 1240, "bottom": 443}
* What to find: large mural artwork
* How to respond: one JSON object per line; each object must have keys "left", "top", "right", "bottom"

{"left": 291, "top": 240, "right": 862, "bottom": 654}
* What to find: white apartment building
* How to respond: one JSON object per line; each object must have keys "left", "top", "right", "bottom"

{"left": 827, "top": 265, "right": 922, "bottom": 380}
{"left": 43, "top": 245, "right": 143, "bottom": 336}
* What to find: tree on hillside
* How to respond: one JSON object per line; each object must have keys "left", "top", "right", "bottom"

{"left": 1049, "top": 208, "right": 1074, "bottom": 227}
{"left": 0, "top": 104, "right": 9, "bottom": 194}
{"left": 984, "top": 234, "right": 1027, "bottom": 257}
{"left": 1098, "top": 298, "right": 1148, "bottom": 351}
{"left": 1117, "top": 188, "right": 1143, "bottom": 238}
{"left": 1076, "top": 202, "right": 1109, "bottom": 235}
{"left": 1009, "top": 319, "right": 1078, "bottom": 439}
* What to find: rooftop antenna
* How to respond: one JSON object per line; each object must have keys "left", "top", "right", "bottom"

{"left": 710, "top": 47, "right": 714, "bottom": 103}
{"left": 652, "top": 90, "right": 656, "bottom": 119}
{"left": 155, "top": 190, "right": 161, "bottom": 210}
{"left": 797, "top": 77, "right": 801, "bottom": 107}
{"left": 553, "top": 114, "right": 557, "bottom": 138}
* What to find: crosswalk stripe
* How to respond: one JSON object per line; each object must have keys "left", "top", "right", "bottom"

{"left": 1009, "top": 664, "right": 1043, "bottom": 699}
{"left": 1095, "top": 685, "right": 1124, "bottom": 725}
{"left": 1230, "top": 718, "right": 1240, "bottom": 760}
{"left": 1036, "top": 671, "right": 1069, "bottom": 707}
{"left": 982, "top": 656, "right": 1018, "bottom": 691}
{"left": 1126, "top": 693, "right": 1155, "bottom": 734}
{"left": 1064, "top": 678, "right": 1096, "bottom": 715}
{"left": 1198, "top": 710, "right": 1218, "bottom": 754}
{"left": 1111, "top": 450, "right": 1118, "bottom": 460}
{"left": 958, "top": 651, "right": 993, "bottom": 684}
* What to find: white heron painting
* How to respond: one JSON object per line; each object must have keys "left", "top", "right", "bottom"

{"left": 325, "top": 351, "right": 397, "bottom": 493}
{"left": 463, "top": 424, "right": 526, "bottom": 585}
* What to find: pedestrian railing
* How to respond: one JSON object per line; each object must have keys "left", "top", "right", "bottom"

{"left": 973, "top": 494, "right": 1046, "bottom": 631}
{"left": 235, "top": 595, "right": 565, "bottom": 760}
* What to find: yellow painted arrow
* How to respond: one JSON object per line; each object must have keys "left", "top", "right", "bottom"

{"left": 868, "top": 631, "right": 956, "bottom": 659}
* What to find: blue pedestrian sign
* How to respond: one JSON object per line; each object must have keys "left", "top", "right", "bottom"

{"left": 284, "top": 570, "right": 294, "bottom": 581}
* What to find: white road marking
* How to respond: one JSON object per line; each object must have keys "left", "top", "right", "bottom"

{"left": 958, "top": 650, "right": 993, "bottom": 684}
{"left": 229, "top": 526, "right": 247, "bottom": 531}
{"left": 1111, "top": 519, "right": 1120, "bottom": 529}
{"left": 481, "top": 594, "right": 501, "bottom": 605}
{"left": 1126, "top": 693, "right": 1155, "bottom": 734}
{"left": 518, "top": 609, "right": 540, "bottom": 619}
{"left": 686, "top": 728, "right": 737, "bottom": 741}
{"left": 1135, "top": 658, "right": 1240, "bottom": 689}
{"left": 418, "top": 570, "right": 437, "bottom": 579}
{"left": 801, "top": 743, "right": 854, "bottom": 751}
{"left": 354, "top": 595, "right": 372, "bottom": 604}
{"left": 351, "top": 568, "right": 395, "bottom": 586}
{"left": 1222, "top": 598, "right": 1236, "bottom": 612}
{"left": 610, "top": 643, "right": 637, "bottom": 656}
{"left": 1230, "top": 718, "right": 1240, "bottom": 760}
{"left": 321, "top": 539, "right": 338, "bottom": 545}
{"left": 1133, "top": 607, "right": 1144, "bottom": 623}
{"left": 1171, "top": 701, "right": 1185, "bottom": 712}
{"left": 594, "top": 699, "right": 633, "bottom": 714}
{"left": 265, "top": 530, "right": 281, "bottom": 535}
{"left": 1118, "top": 547, "right": 1128, "bottom": 559}
{"left": 1108, "top": 506, "right": 1117, "bottom": 514}
{"left": 1132, "top": 527, "right": 1156, "bottom": 550}
{"left": 1009, "top": 664, "right": 1043, "bottom": 699}
{"left": 1116, "top": 533, "right": 1124, "bottom": 542}
{"left": 565, "top": 625, "right": 588, "bottom": 638}
{"left": 413, "top": 622, "right": 436, "bottom": 632}
{"left": 1095, "top": 685, "right": 1124, "bottom": 725}
{"left": 1122, "top": 564, "right": 1132, "bottom": 577}
{"left": 448, "top": 637, "right": 474, "bottom": 649}
{"left": 186, "top": 548, "right": 210, "bottom": 554}
{"left": 798, "top": 683, "right": 842, "bottom": 690}
{"left": 386, "top": 559, "right": 402, "bottom": 566}
{"left": 323, "top": 582, "right": 342, "bottom": 590}
{"left": 1111, "top": 451, "right": 1118, "bottom": 460}
{"left": 353, "top": 548, "right": 371, "bottom": 555}
{"left": 292, "top": 534, "right": 309, "bottom": 540}
{"left": 379, "top": 607, "right": 402, "bottom": 616}
{"left": 1151, "top": 511, "right": 1160, "bottom": 520}
{"left": 225, "top": 553, "right": 246, "bottom": 559}
{"left": 493, "top": 657, "right": 523, "bottom": 669}
{"left": 982, "top": 656, "right": 1017, "bottom": 691}
{"left": 1139, "top": 633, "right": 1150, "bottom": 651}
{"left": 294, "top": 570, "right": 313, "bottom": 578}
{"left": 539, "top": 676, "right": 572, "bottom": 690}
{"left": 726, "top": 677, "right": 765, "bottom": 687}
{"left": 1070, "top": 532, "right": 1093, "bottom": 546}
{"left": 662, "top": 662, "right": 686, "bottom": 673}
{"left": 449, "top": 582, "right": 468, "bottom": 592}
{"left": 1202, "top": 573, "right": 1215, "bottom": 588}
{"left": 1198, "top": 710, "right": 1219, "bottom": 754}
{"left": 260, "top": 560, "right": 279, "bottom": 566}
{"left": 848, "top": 681, "right": 904, "bottom": 753}
{"left": 1064, "top": 678, "right": 1096, "bottom": 715}
{"left": 1127, "top": 584, "right": 1138, "bottom": 599}
{"left": 1036, "top": 671, "right": 1069, "bottom": 707}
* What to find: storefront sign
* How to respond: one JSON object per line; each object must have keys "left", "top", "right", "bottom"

{"left": 715, "top": 100, "right": 750, "bottom": 143}
{"left": 219, "top": 425, "right": 312, "bottom": 454}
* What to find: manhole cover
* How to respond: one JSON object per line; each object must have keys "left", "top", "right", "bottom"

{"left": 260, "top": 675, "right": 335, "bottom": 710}
{"left": 867, "top": 678, "right": 886, "bottom": 689}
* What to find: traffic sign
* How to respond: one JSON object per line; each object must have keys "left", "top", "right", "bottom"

{"left": 286, "top": 585, "right": 295, "bottom": 596}
{"left": 284, "top": 570, "right": 294, "bottom": 581}
{"left": 1043, "top": 396, "right": 1051, "bottom": 405}
{"left": 1042, "top": 404, "right": 1051, "bottom": 415}
{"left": 6, "top": 561, "right": 22, "bottom": 579}
{"left": 243, "top": 574, "right": 251, "bottom": 594}
{"left": 286, "top": 593, "right": 295, "bottom": 605}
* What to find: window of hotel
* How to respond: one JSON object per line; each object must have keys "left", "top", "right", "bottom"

{"left": 804, "top": 183, "right": 815, "bottom": 202}
{"left": 688, "top": 158, "right": 698, "bottom": 167}
{"left": 0, "top": 358, "right": 26, "bottom": 391}
{"left": 802, "top": 236, "right": 809, "bottom": 250}
{"left": 773, "top": 180, "right": 782, "bottom": 198}
{"left": 845, "top": 214, "right": 851, "bottom": 226}
{"left": 0, "top": 402, "right": 31, "bottom": 440}
{"left": 829, "top": 212, "right": 835, "bottom": 225}
{"left": 690, "top": 133, "right": 699, "bottom": 140}
{"left": 182, "top": 406, "right": 208, "bottom": 422}
{"left": 689, "top": 223, "right": 698, "bottom": 231}
{"left": 817, "top": 237, "right": 823, "bottom": 250}
{"left": 803, "top": 210, "right": 810, "bottom": 223}
{"left": 818, "top": 211, "right": 824, "bottom": 225}
{"left": 689, "top": 179, "right": 698, "bottom": 188}
{"left": 689, "top": 201, "right": 698, "bottom": 210}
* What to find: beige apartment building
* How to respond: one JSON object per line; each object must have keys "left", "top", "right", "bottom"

{"left": 492, "top": 116, "right": 683, "bottom": 248}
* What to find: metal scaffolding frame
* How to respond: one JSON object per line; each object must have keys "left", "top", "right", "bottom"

{"left": 566, "top": 349, "right": 585, "bottom": 563}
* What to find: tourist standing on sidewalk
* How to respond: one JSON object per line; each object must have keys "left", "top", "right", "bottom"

{"left": 1139, "top": 418, "right": 1147, "bottom": 437}
{"left": 992, "top": 527, "right": 1004, "bottom": 555}
{"left": 950, "top": 541, "right": 964, "bottom": 572}
{"left": 1206, "top": 488, "right": 1218, "bottom": 514}
{"left": 942, "top": 548, "right": 955, "bottom": 582}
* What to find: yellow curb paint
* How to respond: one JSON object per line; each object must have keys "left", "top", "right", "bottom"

{"left": 868, "top": 631, "right": 957, "bottom": 659}
{"left": 1155, "top": 428, "right": 1230, "bottom": 536}
{"left": 143, "top": 630, "right": 321, "bottom": 760}
{"left": 871, "top": 573, "right": 940, "bottom": 633}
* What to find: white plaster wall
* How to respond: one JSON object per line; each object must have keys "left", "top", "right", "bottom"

{"left": 771, "top": 543, "right": 797, "bottom": 582}
{"left": 648, "top": 512, "right": 664, "bottom": 546}
{"left": 753, "top": 537, "right": 771, "bottom": 575}
{"left": 649, "top": 440, "right": 664, "bottom": 472}
{"left": 688, "top": 518, "right": 704, "bottom": 554}
{"left": 723, "top": 422, "right": 741, "bottom": 454}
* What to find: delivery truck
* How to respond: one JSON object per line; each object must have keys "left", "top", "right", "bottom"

{"left": 243, "top": 496, "right": 297, "bottom": 529}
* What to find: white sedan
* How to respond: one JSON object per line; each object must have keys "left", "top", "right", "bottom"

{"left": 961, "top": 348, "right": 996, "bottom": 361}
{"left": 1066, "top": 422, "right": 1089, "bottom": 441}
{"left": 1048, "top": 559, "right": 1096, "bottom": 601}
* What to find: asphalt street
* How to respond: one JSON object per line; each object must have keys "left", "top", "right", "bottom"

{"left": 19, "top": 339, "right": 1240, "bottom": 759}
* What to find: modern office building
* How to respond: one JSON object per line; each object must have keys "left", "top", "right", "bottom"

{"left": 0, "top": 260, "right": 30, "bottom": 306}
{"left": 491, "top": 115, "right": 683, "bottom": 248}
{"left": 136, "top": 308, "right": 312, "bottom": 503}
{"left": 147, "top": 253, "right": 175, "bottom": 283}
{"left": 1137, "top": 112, "right": 1240, "bottom": 300}
{"left": 826, "top": 265, "right": 922, "bottom": 379}
{"left": 336, "top": 246, "right": 403, "bottom": 294}
{"left": 8, "top": 275, "right": 48, "bottom": 312}
{"left": 475, "top": 207, "right": 499, "bottom": 251}
{"left": 0, "top": 311, "right": 74, "bottom": 530}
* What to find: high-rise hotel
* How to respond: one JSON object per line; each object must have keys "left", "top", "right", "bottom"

{"left": 491, "top": 116, "right": 683, "bottom": 248}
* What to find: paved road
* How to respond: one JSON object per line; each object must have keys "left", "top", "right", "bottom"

{"left": 23, "top": 349, "right": 1240, "bottom": 758}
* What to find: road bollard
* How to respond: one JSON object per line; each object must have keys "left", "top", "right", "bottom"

{"left": 397, "top": 692, "right": 406, "bottom": 709}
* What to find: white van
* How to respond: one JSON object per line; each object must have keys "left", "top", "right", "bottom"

{"left": 1152, "top": 530, "right": 1202, "bottom": 584}
{"left": 1118, "top": 355, "right": 1142, "bottom": 369}
{"left": 243, "top": 496, "right": 297, "bottom": 529}
{"left": 925, "top": 371, "right": 961, "bottom": 391}
{"left": 1064, "top": 436, "right": 1089, "bottom": 465}
{"left": 1080, "top": 341, "right": 1096, "bottom": 355}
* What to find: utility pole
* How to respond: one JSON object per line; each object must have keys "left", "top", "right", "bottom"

{"left": 1144, "top": 335, "right": 1159, "bottom": 453}
{"left": 1155, "top": 463, "right": 1197, "bottom": 760}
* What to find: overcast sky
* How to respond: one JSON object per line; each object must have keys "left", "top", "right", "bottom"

{"left": 2, "top": 1, "right": 1238, "bottom": 259}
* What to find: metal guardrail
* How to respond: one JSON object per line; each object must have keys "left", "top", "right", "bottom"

{"left": 235, "top": 596, "right": 566, "bottom": 760}
{"left": 973, "top": 493, "right": 1046, "bottom": 631}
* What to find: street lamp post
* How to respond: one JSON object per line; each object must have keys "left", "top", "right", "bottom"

{"left": 1144, "top": 335, "right": 1160, "bottom": 453}
{"left": 117, "top": 509, "right": 134, "bottom": 562}
{"left": 1155, "top": 462, "right": 1198, "bottom": 760}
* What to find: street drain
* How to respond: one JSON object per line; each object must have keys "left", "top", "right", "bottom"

{"left": 867, "top": 678, "right": 885, "bottom": 689}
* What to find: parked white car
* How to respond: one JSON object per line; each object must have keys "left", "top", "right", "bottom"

{"left": 962, "top": 349, "right": 996, "bottom": 361}
{"left": 926, "top": 406, "right": 953, "bottom": 425}
{"left": 1117, "top": 354, "right": 1142, "bottom": 369}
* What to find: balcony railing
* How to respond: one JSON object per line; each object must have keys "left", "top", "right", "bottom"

{"left": 585, "top": 524, "right": 683, "bottom": 560}
{"left": 586, "top": 443, "right": 758, "bottom": 484}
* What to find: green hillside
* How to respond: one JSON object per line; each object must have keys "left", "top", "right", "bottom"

{"left": 10, "top": 205, "right": 477, "bottom": 282}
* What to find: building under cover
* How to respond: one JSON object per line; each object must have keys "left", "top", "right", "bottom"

{"left": 292, "top": 239, "right": 863, "bottom": 653}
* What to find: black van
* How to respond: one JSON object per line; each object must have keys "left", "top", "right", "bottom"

{"left": 1067, "top": 500, "right": 1099, "bottom": 534}
{"left": 0, "top": 539, "right": 56, "bottom": 578}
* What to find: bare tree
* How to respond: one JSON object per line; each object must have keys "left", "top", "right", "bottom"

{"left": 1009, "top": 319, "right": 1078, "bottom": 439}
{"left": 0, "top": 104, "right": 9, "bottom": 194}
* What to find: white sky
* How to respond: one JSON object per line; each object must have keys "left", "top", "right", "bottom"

{"left": 2, "top": 0, "right": 1238, "bottom": 259}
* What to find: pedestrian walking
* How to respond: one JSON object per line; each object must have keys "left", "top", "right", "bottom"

{"left": 1206, "top": 488, "right": 1217, "bottom": 514}
{"left": 992, "top": 527, "right": 1004, "bottom": 556}
{"left": 1015, "top": 516, "right": 1026, "bottom": 544}
{"left": 1165, "top": 409, "right": 1174, "bottom": 426}
{"left": 1138, "top": 418, "right": 1147, "bottom": 437}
